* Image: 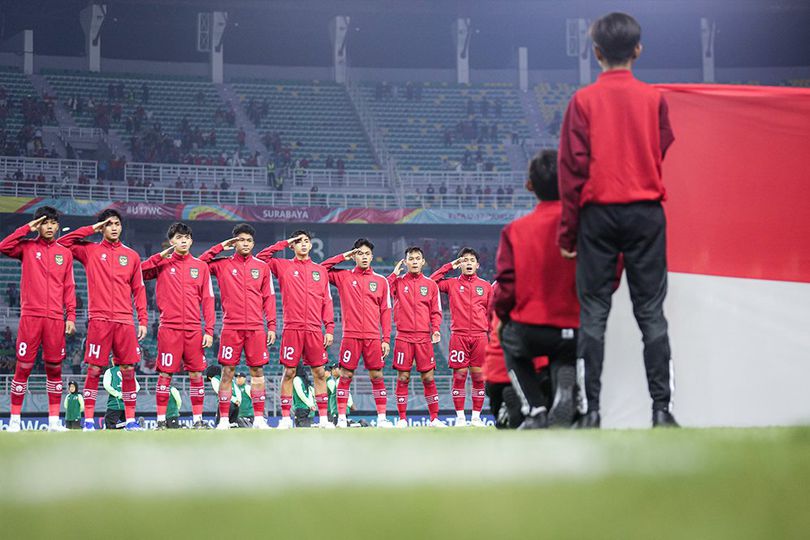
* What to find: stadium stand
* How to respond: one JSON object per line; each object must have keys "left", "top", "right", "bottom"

{"left": 533, "top": 82, "right": 578, "bottom": 137}
{"left": 359, "top": 81, "right": 530, "bottom": 172}
{"left": 231, "top": 79, "right": 377, "bottom": 170}
{"left": 0, "top": 67, "right": 58, "bottom": 158}
{"left": 44, "top": 70, "right": 244, "bottom": 166}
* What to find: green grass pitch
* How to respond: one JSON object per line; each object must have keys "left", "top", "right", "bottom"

{"left": 1, "top": 426, "right": 809, "bottom": 539}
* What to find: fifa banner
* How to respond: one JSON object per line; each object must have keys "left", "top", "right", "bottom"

{"left": 599, "top": 84, "right": 810, "bottom": 428}
{"left": 1, "top": 198, "right": 528, "bottom": 225}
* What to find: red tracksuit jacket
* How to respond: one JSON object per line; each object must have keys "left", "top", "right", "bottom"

{"left": 58, "top": 225, "right": 147, "bottom": 326}
{"left": 142, "top": 252, "right": 216, "bottom": 336}
{"left": 199, "top": 244, "right": 275, "bottom": 332}
{"left": 386, "top": 272, "right": 442, "bottom": 343}
{"left": 0, "top": 225, "right": 76, "bottom": 322}
{"left": 430, "top": 263, "right": 492, "bottom": 337}
{"left": 495, "top": 201, "right": 579, "bottom": 328}
{"left": 256, "top": 241, "right": 334, "bottom": 334}
{"left": 557, "top": 69, "right": 675, "bottom": 251}
{"left": 322, "top": 255, "right": 392, "bottom": 341}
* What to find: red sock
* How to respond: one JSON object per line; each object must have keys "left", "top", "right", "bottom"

{"left": 280, "top": 394, "right": 292, "bottom": 417}
{"left": 396, "top": 379, "right": 409, "bottom": 420}
{"left": 423, "top": 379, "right": 440, "bottom": 421}
{"left": 155, "top": 375, "right": 171, "bottom": 417}
{"left": 120, "top": 368, "right": 137, "bottom": 421}
{"left": 337, "top": 376, "right": 351, "bottom": 415}
{"left": 218, "top": 384, "right": 232, "bottom": 420}
{"left": 82, "top": 369, "right": 101, "bottom": 422}
{"left": 371, "top": 377, "right": 388, "bottom": 416}
{"left": 10, "top": 362, "right": 33, "bottom": 415}
{"left": 315, "top": 392, "right": 328, "bottom": 418}
{"left": 189, "top": 375, "right": 205, "bottom": 418}
{"left": 452, "top": 370, "right": 467, "bottom": 413}
{"left": 45, "top": 362, "right": 63, "bottom": 417}
{"left": 251, "top": 386, "right": 265, "bottom": 417}
{"left": 471, "top": 371, "right": 485, "bottom": 413}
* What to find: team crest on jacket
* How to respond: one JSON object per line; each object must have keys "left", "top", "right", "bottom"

{"left": 419, "top": 286, "right": 428, "bottom": 296}
{"left": 476, "top": 286, "right": 484, "bottom": 296}
{"left": 251, "top": 269, "right": 260, "bottom": 280}
{"left": 54, "top": 254, "right": 64, "bottom": 265}
{"left": 312, "top": 271, "right": 321, "bottom": 282}
{"left": 118, "top": 255, "right": 128, "bottom": 266}
{"left": 190, "top": 268, "right": 199, "bottom": 279}
{"left": 369, "top": 281, "right": 378, "bottom": 292}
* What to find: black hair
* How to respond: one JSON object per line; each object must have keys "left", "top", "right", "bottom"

{"left": 68, "top": 381, "right": 78, "bottom": 392}
{"left": 205, "top": 365, "right": 222, "bottom": 380}
{"left": 353, "top": 238, "right": 374, "bottom": 251}
{"left": 33, "top": 206, "right": 59, "bottom": 223}
{"left": 291, "top": 230, "right": 312, "bottom": 241}
{"left": 405, "top": 246, "right": 424, "bottom": 258}
{"left": 167, "top": 222, "right": 192, "bottom": 240}
{"left": 528, "top": 150, "right": 560, "bottom": 201}
{"left": 457, "top": 247, "right": 479, "bottom": 261}
{"left": 590, "top": 12, "right": 642, "bottom": 66}
{"left": 231, "top": 223, "right": 255, "bottom": 240}
{"left": 97, "top": 208, "right": 122, "bottom": 224}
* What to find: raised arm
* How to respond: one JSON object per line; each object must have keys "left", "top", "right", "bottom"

{"left": 141, "top": 246, "right": 174, "bottom": 281}
{"left": 429, "top": 259, "right": 461, "bottom": 293}
{"left": 57, "top": 225, "right": 97, "bottom": 264}
{"left": 0, "top": 221, "right": 38, "bottom": 259}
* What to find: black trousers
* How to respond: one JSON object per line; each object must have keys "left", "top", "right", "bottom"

{"left": 167, "top": 417, "right": 180, "bottom": 429}
{"left": 105, "top": 409, "right": 125, "bottom": 429}
{"left": 215, "top": 403, "right": 240, "bottom": 425}
{"left": 486, "top": 382, "right": 530, "bottom": 429}
{"left": 500, "top": 321, "right": 576, "bottom": 413}
{"left": 66, "top": 420, "right": 82, "bottom": 430}
{"left": 577, "top": 202, "right": 673, "bottom": 413}
{"left": 294, "top": 409, "right": 312, "bottom": 428}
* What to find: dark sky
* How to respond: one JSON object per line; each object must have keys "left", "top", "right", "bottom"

{"left": 2, "top": 1, "right": 808, "bottom": 69}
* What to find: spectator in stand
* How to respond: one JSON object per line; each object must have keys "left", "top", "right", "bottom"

{"left": 141, "top": 83, "right": 150, "bottom": 104}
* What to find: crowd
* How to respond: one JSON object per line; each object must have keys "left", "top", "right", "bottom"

{"left": 0, "top": 86, "right": 58, "bottom": 158}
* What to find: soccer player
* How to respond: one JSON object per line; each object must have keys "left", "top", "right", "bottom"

{"left": 0, "top": 207, "right": 76, "bottom": 432}
{"left": 142, "top": 222, "right": 215, "bottom": 430}
{"left": 257, "top": 231, "right": 335, "bottom": 430}
{"left": 58, "top": 209, "right": 147, "bottom": 431}
{"left": 200, "top": 224, "right": 276, "bottom": 430}
{"left": 387, "top": 247, "right": 445, "bottom": 428}
{"left": 321, "top": 238, "right": 394, "bottom": 428}
{"left": 430, "top": 248, "right": 493, "bottom": 427}
{"left": 557, "top": 13, "right": 678, "bottom": 428}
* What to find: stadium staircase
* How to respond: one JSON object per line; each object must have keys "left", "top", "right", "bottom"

{"left": 215, "top": 83, "right": 267, "bottom": 163}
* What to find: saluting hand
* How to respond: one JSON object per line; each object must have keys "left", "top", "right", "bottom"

{"left": 92, "top": 217, "right": 114, "bottom": 233}
{"left": 393, "top": 259, "right": 405, "bottom": 276}
{"left": 159, "top": 245, "right": 175, "bottom": 259}
{"left": 220, "top": 237, "right": 239, "bottom": 250}
{"left": 343, "top": 248, "right": 360, "bottom": 261}
{"left": 27, "top": 215, "right": 47, "bottom": 232}
{"left": 450, "top": 257, "right": 465, "bottom": 270}
{"left": 286, "top": 234, "right": 307, "bottom": 247}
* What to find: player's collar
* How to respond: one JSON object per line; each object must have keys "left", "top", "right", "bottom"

{"left": 353, "top": 266, "right": 372, "bottom": 275}
{"left": 459, "top": 273, "right": 477, "bottom": 282}
{"left": 101, "top": 238, "right": 121, "bottom": 248}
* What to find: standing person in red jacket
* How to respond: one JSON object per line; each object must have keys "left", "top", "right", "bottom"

{"left": 558, "top": 13, "right": 677, "bottom": 428}
{"left": 58, "top": 209, "right": 147, "bottom": 431}
{"left": 200, "top": 224, "right": 276, "bottom": 430}
{"left": 387, "top": 247, "right": 445, "bottom": 428}
{"left": 322, "top": 238, "right": 394, "bottom": 429}
{"left": 142, "top": 223, "right": 215, "bottom": 430}
{"left": 430, "top": 247, "right": 492, "bottom": 427}
{"left": 495, "top": 150, "right": 579, "bottom": 429}
{"left": 257, "top": 230, "right": 334, "bottom": 430}
{"left": 0, "top": 206, "right": 76, "bottom": 432}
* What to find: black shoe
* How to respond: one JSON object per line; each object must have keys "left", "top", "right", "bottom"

{"left": 193, "top": 420, "right": 211, "bottom": 430}
{"left": 517, "top": 410, "right": 548, "bottom": 430}
{"left": 548, "top": 364, "right": 576, "bottom": 428}
{"left": 652, "top": 410, "right": 680, "bottom": 428}
{"left": 155, "top": 420, "right": 167, "bottom": 431}
{"left": 573, "top": 411, "right": 601, "bottom": 429}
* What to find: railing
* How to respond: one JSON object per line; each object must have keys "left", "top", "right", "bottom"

{"left": 0, "top": 157, "right": 97, "bottom": 182}
{"left": 399, "top": 170, "right": 525, "bottom": 189}
{"left": 43, "top": 126, "right": 103, "bottom": 141}
{"left": 125, "top": 162, "right": 268, "bottom": 186}
{"left": 0, "top": 180, "right": 533, "bottom": 210}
